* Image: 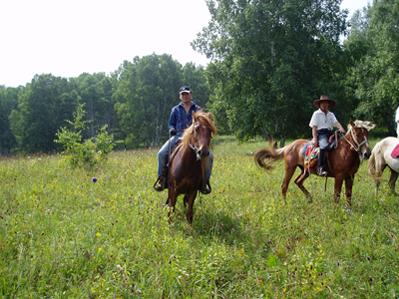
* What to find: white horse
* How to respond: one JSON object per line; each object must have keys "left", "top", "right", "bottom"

{"left": 368, "top": 137, "right": 399, "bottom": 194}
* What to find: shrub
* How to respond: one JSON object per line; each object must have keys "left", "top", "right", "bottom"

{"left": 55, "top": 104, "right": 114, "bottom": 169}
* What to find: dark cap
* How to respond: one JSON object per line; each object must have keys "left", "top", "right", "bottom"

{"left": 179, "top": 86, "right": 191, "bottom": 94}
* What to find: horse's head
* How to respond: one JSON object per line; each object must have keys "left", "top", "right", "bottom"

{"left": 182, "top": 111, "right": 217, "bottom": 160}
{"left": 347, "top": 120, "right": 376, "bottom": 160}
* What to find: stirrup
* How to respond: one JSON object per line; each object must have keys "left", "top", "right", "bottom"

{"left": 153, "top": 176, "right": 166, "bottom": 192}
{"left": 317, "top": 168, "right": 327, "bottom": 177}
{"left": 199, "top": 182, "right": 211, "bottom": 194}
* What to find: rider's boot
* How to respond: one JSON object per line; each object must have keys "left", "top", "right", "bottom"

{"left": 199, "top": 180, "right": 212, "bottom": 194}
{"left": 317, "top": 149, "right": 328, "bottom": 176}
{"left": 153, "top": 176, "right": 166, "bottom": 191}
{"left": 153, "top": 167, "right": 168, "bottom": 192}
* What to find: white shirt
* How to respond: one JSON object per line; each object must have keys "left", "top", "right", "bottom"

{"left": 395, "top": 106, "right": 399, "bottom": 123}
{"left": 309, "top": 109, "right": 338, "bottom": 130}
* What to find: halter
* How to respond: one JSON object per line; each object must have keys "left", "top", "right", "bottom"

{"left": 188, "top": 122, "right": 207, "bottom": 161}
{"left": 343, "top": 127, "right": 368, "bottom": 154}
{"left": 189, "top": 143, "right": 202, "bottom": 161}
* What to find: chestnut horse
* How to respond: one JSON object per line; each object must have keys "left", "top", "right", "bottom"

{"left": 368, "top": 136, "right": 399, "bottom": 195}
{"left": 167, "top": 111, "right": 216, "bottom": 223}
{"left": 255, "top": 120, "right": 375, "bottom": 206}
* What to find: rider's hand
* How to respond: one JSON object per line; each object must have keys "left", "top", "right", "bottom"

{"left": 311, "top": 137, "right": 318, "bottom": 147}
{"left": 169, "top": 128, "right": 177, "bottom": 136}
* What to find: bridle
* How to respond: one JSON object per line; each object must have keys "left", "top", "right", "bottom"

{"left": 189, "top": 143, "right": 202, "bottom": 161}
{"left": 189, "top": 122, "right": 210, "bottom": 161}
{"left": 343, "top": 126, "right": 369, "bottom": 155}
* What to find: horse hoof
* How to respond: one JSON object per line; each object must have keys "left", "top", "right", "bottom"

{"left": 344, "top": 206, "right": 352, "bottom": 215}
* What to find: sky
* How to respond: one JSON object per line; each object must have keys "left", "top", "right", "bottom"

{"left": 1, "top": 0, "right": 370, "bottom": 87}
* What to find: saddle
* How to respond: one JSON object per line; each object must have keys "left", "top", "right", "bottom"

{"left": 303, "top": 143, "right": 320, "bottom": 173}
{"left": 303, "top": 131, "right": 340, "bottom": 173}
{"left": 391, "top": 143, "right": 399, "bottom": 158}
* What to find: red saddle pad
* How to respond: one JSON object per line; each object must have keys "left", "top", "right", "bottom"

{"left": 391, "top": 143, "right": 399, "bottom": 158}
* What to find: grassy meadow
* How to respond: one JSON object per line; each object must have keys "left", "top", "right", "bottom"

{"left": 1, "top": 136, "right": 399, "bottom": 298}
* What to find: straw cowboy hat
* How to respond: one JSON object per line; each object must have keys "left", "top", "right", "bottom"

{"left": 313, "top": 95, "right": 336, "bottom": 108}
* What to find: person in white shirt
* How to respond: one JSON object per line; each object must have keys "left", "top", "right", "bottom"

{"left": 309, "top": 95, "right": 346, "bottom": 176}
{"left": 395, "top": 106, "right": 399, "bottom": 137}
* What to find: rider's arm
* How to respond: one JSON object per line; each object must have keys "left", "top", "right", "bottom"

{"left": 311, "top": 126, "right": 318, "bottom": 145}
{"left": 168, "top": 108, "right": 177, "bottom": 132}
{"left": 335, "top": 121, "right": 346, "bottom": 133}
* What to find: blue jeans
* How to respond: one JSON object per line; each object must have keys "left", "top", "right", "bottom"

{"left": 157, "top": 136, "right": 213, "bottom": 181}
{"left": 318, "top": 134, "right": 329, "bottom": 150}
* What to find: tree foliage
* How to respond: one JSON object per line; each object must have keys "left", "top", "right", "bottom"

{"left": 193, "top": 0, "right": 348, "bottom": 139}
{"left": 55, "top": 103, "right": 114, "bottom": 169}
{"left": 9, "top": 74, "right": 78, "bottom": 152}
{"left": 113, "top": 54, "right": 209, "bottom": 148}
{"left": 0, "top": 86, "right": 18, "bottom": 153}
{"left": 345, "top": 1, "right": 399, "bottom": 134}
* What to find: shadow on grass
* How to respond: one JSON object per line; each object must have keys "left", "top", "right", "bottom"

{"left": 189, "top": 210, "right": 248, "bottom": 245}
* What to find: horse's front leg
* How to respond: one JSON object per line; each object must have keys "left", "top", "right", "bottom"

{"left": 344, "top": 175, "right": 354, "bottom": 207}
{"left": 334, "top": 176, "right": 344, "bottom": 203}
{"left": 185, "top": 190, "right": 198, "bottom": 224}
{"left": 388, "top": 169, "right": 398, "bottom": 195}
{"left": 167, "top": 188, "right": 178, "bottom": 223}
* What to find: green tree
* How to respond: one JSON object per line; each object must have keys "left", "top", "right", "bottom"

{"left": 182, "top": 63, "right": 210, "bottom": 108}
{"left": 55, "top": 103, "right": 114, "bottom": 169}
{"left": 193, "top": 0, "right": 348, "bottom": 139}
{"left": 72, "top": 73, "right": 116, "bottom": 138}
{"left": 0, "top": 86, "right": 18, "bottom": 153}
{"left": 9, "top": 74, "right": 78, "bottom": 152}
{"left": 345, "top": 1, "right": 399, "bottom": 134}
{"left": 113, "top": 54, "right": 183, "bottom": 147}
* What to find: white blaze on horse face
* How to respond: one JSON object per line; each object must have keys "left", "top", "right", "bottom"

{"left": 360, "top": 135, "right": 370, "bottom": 160}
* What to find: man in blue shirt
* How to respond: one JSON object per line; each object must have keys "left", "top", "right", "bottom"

{"left": 153, "top": 86, "right": 213, "bottom": 193}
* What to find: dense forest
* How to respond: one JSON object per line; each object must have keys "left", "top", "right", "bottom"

{"left": 0, "top": 0, "right": 398, "bottom": 154}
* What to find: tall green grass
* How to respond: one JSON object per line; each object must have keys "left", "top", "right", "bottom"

{"left": 1, "top": 137, "right": 398, "bottom": 298}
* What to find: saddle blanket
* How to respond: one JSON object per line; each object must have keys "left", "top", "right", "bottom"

{"left": 391, "top": 143, "right": 399, "bottom": 158}
{"left": 302, "top": 143, "right": 319, "bottom": 161}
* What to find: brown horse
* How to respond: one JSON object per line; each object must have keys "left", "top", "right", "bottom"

{"left": 167, "top": 111, "right": 217, "bottom": 223}
{"left": 255, "top": 120, "right": 375, "bottom": 206}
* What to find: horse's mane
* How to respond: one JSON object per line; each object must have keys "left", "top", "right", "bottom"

{"left": 180, "top": 111, "right": 217, "bottom": 148}
{"left": 350, "top": 120, "right": 376, "bottom": 131}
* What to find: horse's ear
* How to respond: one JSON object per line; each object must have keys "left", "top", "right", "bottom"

{"left": 348, "top": 120, "right": 355, "bottom": 130}
{"left": 206, "top": 112, "right": 215, "bottom": 122}
{"left": 192, "top": 112, "right": 198, "bottom": 122}
{"left": 365, "top": 121, "right": 376, "bottom": 131}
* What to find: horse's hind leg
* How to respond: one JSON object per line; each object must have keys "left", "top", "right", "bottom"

{"left": 388, "top": 168, "right": 398, "bottom": 195}
{"left": 281, "top": 166, "right": 297, "bottom": 201}
{"left": 374, "top": 164, "right": 386, "bottom": 196}
{"left": 183, "top": 194, "right": 189, "bottom": 207}
{"left": 294, "top": 170, "right": 312, "bottom": 202}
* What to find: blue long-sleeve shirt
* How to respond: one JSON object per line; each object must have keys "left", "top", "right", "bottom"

{"left": 168, "top": 101, "right": 201, "bottom": 137}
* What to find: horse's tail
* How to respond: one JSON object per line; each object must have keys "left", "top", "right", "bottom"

{"left": 254, "top": 141, "right": 287, "bottom": 170}
{"left": 368, "top": 140, "right": 384, "bottom": 178}
{"left": 368, "top": 149, "right": 377, "bottom": 177}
